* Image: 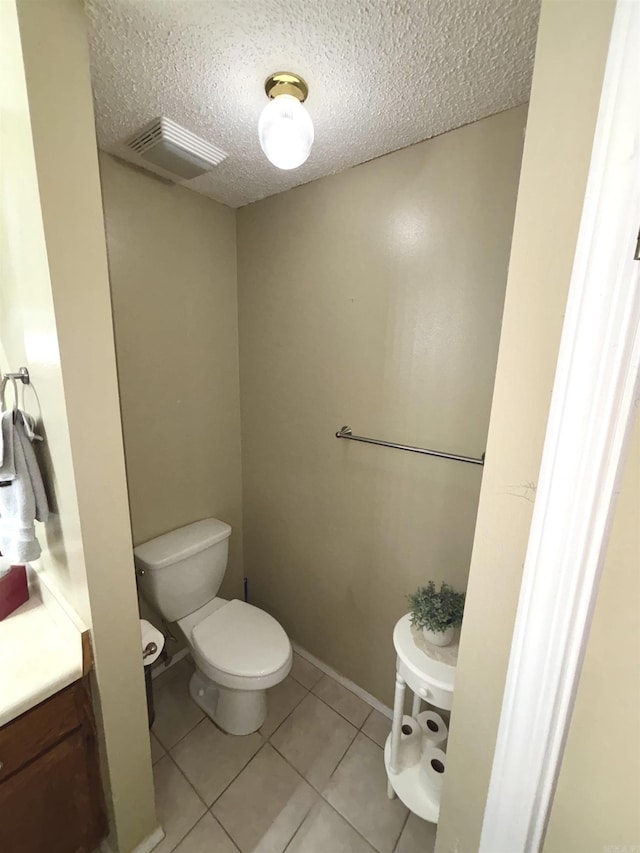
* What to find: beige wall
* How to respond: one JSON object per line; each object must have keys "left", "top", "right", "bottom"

{"left": 544, "top": 415, "right": 640, "bottom": 852}
{"left": 7, "top": 2, "right": 158, "bottom": 850}
{"left": 435, "top": 1, "right": 616, "bottom": 850}
{"left": 237, "top": 107, "right": 526, "bottom": 706}
{"left": 99, "top": 153, "right": 244, "bottom": 603}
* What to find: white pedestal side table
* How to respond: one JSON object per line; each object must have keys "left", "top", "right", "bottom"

{"left": 384, "top": 614, "right": 457, "bottom": 822}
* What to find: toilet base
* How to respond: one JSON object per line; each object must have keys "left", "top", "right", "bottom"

{"left": 189, "top": 669, "right": 267, "bottom": 735}
{"left": 189, "top": 668, "right": 219, "bottom": 720}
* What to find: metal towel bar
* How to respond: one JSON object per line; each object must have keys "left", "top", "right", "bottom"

{"left": 335, "top": 425, "right": 484, "bottom": 466}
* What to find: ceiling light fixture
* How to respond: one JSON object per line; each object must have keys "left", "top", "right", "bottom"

{"left": 258, "top": 72, "right": 313, "bottom": 170}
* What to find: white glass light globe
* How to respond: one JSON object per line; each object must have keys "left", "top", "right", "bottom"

{"left": 258, "top": 94, "right": 314, "bottom": 170}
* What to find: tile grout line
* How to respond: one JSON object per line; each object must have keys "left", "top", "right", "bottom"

{"left": 287, "top": 671, "right": 310, "bottom": 690}
{"left": 268, "top": 738, "right": 322, "bottom": 789}
{"left": 206, "top": 807, "right": 242, "bottom": 853}
{"left": 264, "top": 687, "right": 384, "bottom": 797}
{"left": 270, "top": 716, "right": 401, "bottom": 853}
{"left": 151, "top": 662, "right": 204, "bottom": 752}
{"left": 274, "top": 670, "right": 380, "bottom": 740}
{"left": 256, "top": 742, "right": 379, "bottom": 853}
{"left": 358, "top": 706, "right": 394, "bottom": 750}
{"left": 324, "top": 797, "right": 381, "bottom": 853}
{"left": 153, "top": 710, "right": 205, "bottom": 753}
{"left": 152, "top": 658, "right": 195, "bottom": 695}
{"left": 209, "top": 739, "right": 271, "bottom": 809}
{"left": 162, "top": 750, "right": 210, "bottom": 853}
{"left": 308, "top": 687, "right": 373, "bottom": 730}
{"left": 392, "top": 811, "right": 411, "bottom": 853}
{"left": 276, "top": 779, "right": 320, "bottom": 853}
{"left": 268, "top": 731, "right": 398, "bottom": 853}
{"left": 280, "top": 798, "right": 322, "bottom": 853}
{"left": 321, "top": 796, "right": 384, "bottom": 853}
{"left": 261, "top": 681, "right": 312, "bottom": 742}
{"left": 172, "top": 707, "right": 278, "bottom": 811}
{"left": 172, "top": 812, "right": 241, "bottom": 853}
{"left": 331, "top": 731, "right": 409, "bottom": 853}
{"left": 267, "top": 718, "right": 358, "bottom": 802}
{"left": 211, "top": 740, "right": 314, "bottom": 853}
{"left": 320, "top": 726, "right": 360, "bottom": 788}
{"left": 279, "top": 792, "right": 381, "bottom": 853}
{"left": 359, "top": 726, "right": 389, "bottom": 750}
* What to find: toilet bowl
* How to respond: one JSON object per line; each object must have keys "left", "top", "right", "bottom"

{"left": 134, "top": 518, "right": 291, "bottom": 735}
{"left": 179, "top": 597, "right": 291, "bottom": 734}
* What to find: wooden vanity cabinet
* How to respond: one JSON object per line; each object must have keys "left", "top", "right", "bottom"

{"left": 0, "top": 678, "right": 107, "bottom": 853}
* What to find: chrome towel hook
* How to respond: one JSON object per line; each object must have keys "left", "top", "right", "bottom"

{"left": 3, "top": 367, "right": 30, "bottom": 385}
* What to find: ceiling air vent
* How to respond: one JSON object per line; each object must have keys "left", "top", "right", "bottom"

{"left": 125, "top": 117, "right": 227, "bottom": 180}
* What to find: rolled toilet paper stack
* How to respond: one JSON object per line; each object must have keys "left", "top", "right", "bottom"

{"left": 416, "top": 709, "right": 448, "bottom": 750}
{"left": 419, "top": 746, "right": 447, "bottom": 798}
{"left": 398, "top": 715, "right": 423, "bottom": 770}
{"left": 140, "top": 619, "right": 165, "bottom": 666}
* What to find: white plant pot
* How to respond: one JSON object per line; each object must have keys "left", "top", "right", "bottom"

{"left": 422, "top": 625, "right": 455, "bottom": 647}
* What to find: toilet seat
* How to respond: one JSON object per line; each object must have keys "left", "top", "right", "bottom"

{"left": 190, "top": 599, "right": 292, "bottom": 690}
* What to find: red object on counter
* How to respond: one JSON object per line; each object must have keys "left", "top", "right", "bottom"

{"left": 0, "top": 564, "right": 29, "bottom": 620}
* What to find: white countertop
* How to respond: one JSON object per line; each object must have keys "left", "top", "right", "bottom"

{"left": 0, "top": 569, "right": 85, "bottom": 727}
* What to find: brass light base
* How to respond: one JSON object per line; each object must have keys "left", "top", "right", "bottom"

{"left": 265, "top": 72, "right": 309, "bottom": 103}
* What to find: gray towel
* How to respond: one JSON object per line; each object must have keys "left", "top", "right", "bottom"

{"left": 0, "top": 413, "right": 49, "bottom": 562}
{"left": 0, "top": 411, "right": 15, "bottom": 482}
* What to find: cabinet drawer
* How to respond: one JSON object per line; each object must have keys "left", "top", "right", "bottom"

{"left": 398, "top": 660, "right": 453, "bottom": 711}
{"left": 0, "top": 681, "right": 82, "bottom": 781}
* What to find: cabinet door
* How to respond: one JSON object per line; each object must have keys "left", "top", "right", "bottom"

{"left": 0, "top": 684, "right": 81, "bottom": 781}
{"left": 0, "top": 728, "right": 103, "bottom": 853}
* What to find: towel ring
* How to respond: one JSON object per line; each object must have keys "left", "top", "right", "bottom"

{"left": 0, "top": 375, "right": 19, "bottom": 416}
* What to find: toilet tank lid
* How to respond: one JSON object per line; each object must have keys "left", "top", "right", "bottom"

{"left": 133, "top": 518, "right": 232, "bottom": 571}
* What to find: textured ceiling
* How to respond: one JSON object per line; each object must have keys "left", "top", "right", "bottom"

{"left": 86, "top": 0, "right": 540, "bottom": 208}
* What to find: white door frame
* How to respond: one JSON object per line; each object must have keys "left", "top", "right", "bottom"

{"left": 479, "top": 0, "right": 640, "bottom": 850}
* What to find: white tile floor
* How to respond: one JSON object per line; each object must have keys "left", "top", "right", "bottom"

{"left": 149, "top": 656, "right": 437, "bottom": 853}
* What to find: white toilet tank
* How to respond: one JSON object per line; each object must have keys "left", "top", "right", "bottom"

{"left": 134, "top": 518, "right": 232, "bottom": 622}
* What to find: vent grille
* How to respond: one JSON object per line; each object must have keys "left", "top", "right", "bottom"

{"left": 128, "top": 123, "right": 164, "bottom": 155}
{"left": 125, "top": 117, "right": 227, "bottom": 180}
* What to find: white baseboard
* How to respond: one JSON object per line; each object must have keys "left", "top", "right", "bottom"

{"left": 151, "top": 647, "right": 190, "bottom": 680}
{"left": 132, "top": 826, "right": 165, "bottom": 853}
{"left": 291, "top": 642, "right": 392, "bottom": 720}
{"left": 99, "top": 826, "right": 165, "bottom": 853}
{"left": 96, "top": 826, "right": 164, "bottom": 853}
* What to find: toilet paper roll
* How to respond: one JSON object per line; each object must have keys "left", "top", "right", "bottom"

{"left": 418, "top": 747, "right": 447, "bottom": 797}
{"left": 398, "top": 715, "right": 422, "bottom": 770}
{"left": 140, "top": 619, "right": 165, "bottom": 666}
{"left": 416, "top": 710, "right": 448, "bottom": 749}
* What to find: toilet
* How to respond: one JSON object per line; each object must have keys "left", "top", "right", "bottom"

{"left": 134, "top": 518, "right": 291, "bottom": 735}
